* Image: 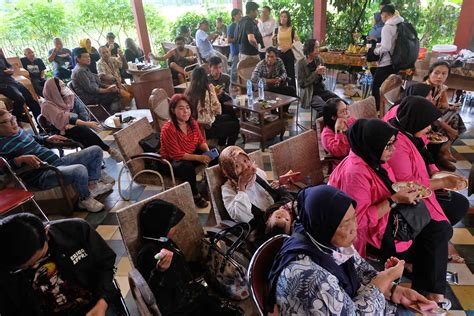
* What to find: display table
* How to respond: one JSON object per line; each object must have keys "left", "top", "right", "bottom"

{"left": 320, "top": 52, "right": 377, "bottom": 68}
{"left": 104, "top": 109, "right": 152, "bottom": 130}
{"left": 127, "top": 66, "right": 175, "bottom": 109}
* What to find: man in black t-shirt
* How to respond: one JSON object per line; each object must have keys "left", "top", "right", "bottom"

{"left": 237, "top": 1, "right": 263, "bottom": 62}
{"left": 21, "top": 48, "right": 46, "bottom": 97}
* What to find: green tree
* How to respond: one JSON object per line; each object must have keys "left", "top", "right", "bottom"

{"left": 144, "top": 4, "right": 173, "bottom": 50}
{"left": 172, "top": 12, "right": 206, "bottom": 38}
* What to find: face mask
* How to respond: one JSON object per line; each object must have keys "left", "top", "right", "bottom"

{"left": 306, "top": 232, "right": 356, "bottom": 265}
{"left": 60, "top": 86, "right": 68, "bottom": 95}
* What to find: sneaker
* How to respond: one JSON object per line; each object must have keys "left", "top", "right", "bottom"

{"left": 90, "top": 182, "right": 113, "bottom": 198}
{"left": 438, "top": 298, "right": 452, "bottom": 311}
{"left": 193, "top": 194, "right": 209, "bottom": 209}
{"left": 101, "top": 170, "right": 116, "bottom": 185}
{"left": 108, "top": 148, "right": 123, "bottom": 162}
{"left": 78, "top": 197, "right": 104, "bottom": 213}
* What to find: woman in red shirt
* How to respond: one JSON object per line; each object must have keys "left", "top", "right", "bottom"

{"left": 160, "top": 94, "right": 213, "bottom": 208}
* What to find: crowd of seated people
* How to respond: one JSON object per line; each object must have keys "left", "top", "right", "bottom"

{"left": 71, "top": 38, "right": 100, "bottom": 74}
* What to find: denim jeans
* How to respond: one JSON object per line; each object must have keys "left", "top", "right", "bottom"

{"left": 230, "top": 54, "right": 239, "bottom": 83}
{"left": 73, "top": 96, "right": 90, "bottom": 121}
{"left": 34, "top": 146, "right": 103, "bottom": 199}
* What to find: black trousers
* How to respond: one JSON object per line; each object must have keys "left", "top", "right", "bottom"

{"left": 64, "top": 125, "right": 110, "bottom": 151}
{"left": 372, "top": 64, "right": 396, "bottom": 110}
{"left": 377, "top": 218, "right": 452, "bottom": 295}
{"left": 437, "top": 191, "right": 469, "bottom": 225}
{"left": 0, "top": 82, "right": 41, "bottom": 121}
{"left": 31, "top": 78, "right": 46, "bottom": 97}
{"left": 266, "top": 85, "right": 297, "bottom": 112}
{"left": 206, "top": 114, "right": 240, "bottom": 146}
{"left": 279, "top": 49, "right": 296, "bottom": 89}
{"left": 89, "top": 92, "right": 120, "bottom": 110}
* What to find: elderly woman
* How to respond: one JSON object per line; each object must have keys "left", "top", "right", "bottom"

{"left": 425, "top": 61, "right": 466, "bottom": 171}
{"left": 41, "top": 78, "right": 122, "bottom": 162}
{"left": 329, "top": 119, "right": 453, "bottom": 309}
{"left": 321, "top": 98, "right": 356, "bottom": 159}
{"left": 269, "top": 185, "right": 437, "bottom": 315}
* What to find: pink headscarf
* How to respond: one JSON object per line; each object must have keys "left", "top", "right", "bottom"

{"left": 41, "top": 78, "right": 76, "bottom": 133}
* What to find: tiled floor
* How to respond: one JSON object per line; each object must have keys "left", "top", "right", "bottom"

{"left": 47, "top": 97, "right": 474, "bottom": 315}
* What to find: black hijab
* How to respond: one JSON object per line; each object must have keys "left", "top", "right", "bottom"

{"left": 267, "top": 185, "right": 359, "bottom": 310}
{"left": 388, "top": 96, "right": 442, "bottom": 173}
{"left": 139, "top": 199, "right": 185, "bottom": 240}
{"left": 348, "top": 119, "right": 398, "bottom": 192}
{"left": 390, "top": 82, "right": 432, "bottom": 110}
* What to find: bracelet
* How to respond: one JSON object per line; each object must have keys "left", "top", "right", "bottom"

{"left": 389, "top": 283, "right": 398, "bottom": 301}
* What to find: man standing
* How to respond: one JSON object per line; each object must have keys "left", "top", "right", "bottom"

{"left": 258, "top": 6, "right": 276, "bottom": 60}
{"left": 0, "top": 48, "right": 41, "bottom": 122}
{"left": 237, "top": 1, "right": 264, "bottom": 62}
{"left": 21, "top": 48, "right": 46, "bottom": 97}
{"left": 372, "top": 4, "right": 403, "bottom": 109}
{"left": 48, "top": 38, "right": 73, "bottom": 80}
{"left": 195, "top": 20, "right": 229, "bottom": 73}
{"left": 227, "top": 8, "right": 243, "bottom": 83}
{"left": 296, "top": 39, "right": 338, "bottom": 115}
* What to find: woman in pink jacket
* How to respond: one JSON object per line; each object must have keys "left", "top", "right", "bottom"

{"left": 329, "top": 118, "right": 453, "bottom": 308}
{"left": 321, "top": 98, "right": 356, "bottom": 159}
{"left": 383, "top": 83, "right": 433, "bottom": 122}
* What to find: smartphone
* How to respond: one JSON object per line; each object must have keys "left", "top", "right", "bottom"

{"left": 204, "top": 148, "right": 219, "bottom": 160}
{"left": 279, "top": 172, "right": 302, "bottom": 185}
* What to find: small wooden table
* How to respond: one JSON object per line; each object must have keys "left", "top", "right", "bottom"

{"left": 225, "top": 91, "right": 297, "bottom": 150}
{"left": 104, "top": 109, "right": 153, "bottom": 129}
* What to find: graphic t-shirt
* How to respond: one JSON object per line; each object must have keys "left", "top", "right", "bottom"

{"left": 20, "top": 57, "right": 46, "bottom": 79}
{"left": 32, "top": 257, "right": 93, "bottom": 315}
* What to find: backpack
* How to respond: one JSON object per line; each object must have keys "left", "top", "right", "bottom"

{"left": 390, "top": 21, "right": 419, "bottom": 71}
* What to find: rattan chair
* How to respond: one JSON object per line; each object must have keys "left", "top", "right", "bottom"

{"left": 205, "top": 150, "right": 264, "bottom": 226}
{"left": 148, "top": 88, "right": 170, "bottom": 131}
{"left": 237, "top": 58, "right": 259, "bottom": 85}
{"left": 269, "top": 129, "right": 324, "bottom": 186}
{"left": 379, "top": 74, "right": 403, "bottom": 117}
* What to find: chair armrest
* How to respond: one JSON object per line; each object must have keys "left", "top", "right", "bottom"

{"left": 184, "top": 63, "right": 199, "bottom": 73}
{"left": 128, "top": 268, "right": 161, "bottom": 316}
{"left": 16, "top": 163, "right": 68, "bottom": 192}
{"left": 131, "top": 152, "right": 163, "bottom": 160}
{"left": 45, "top": 138, "right": 83, "bottom": 149}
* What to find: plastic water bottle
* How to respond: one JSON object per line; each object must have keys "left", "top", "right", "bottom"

{"left": 258, "top": 78, "right": 265, "bottom": 100}
{"left": 246, "top": 80, "right": 253, "bottom": 105}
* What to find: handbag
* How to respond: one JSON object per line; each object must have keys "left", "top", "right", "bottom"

{"left": 139, "top": 132, "right": 161, "bottom": 170}
{"left": 391, "top": 200, "right": 431, "bottom": 241}
{"left": 201, "top": 223, "right": 252, "bottom": 300}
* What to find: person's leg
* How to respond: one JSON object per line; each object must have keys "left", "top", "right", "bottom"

{"left": 34, "top": 164, "right": 91, "bottom": 199}
{"left": 73, "top": 96, "right": 91, "bottom": 121}
{"left": 0, "top": 84, "right": 25, "bottom": 119}
{"left": 55, "top": 145, "right": 103, "bottom": 181}
{"left": 412, "top": 220, "right": 452, "bottom": 295}
{"left": 437, "top": 191, "right": 469, "bottom": 225}
{"left": 17, "top": 82, "right": 41, "bottom": 120}
{"left": 31, "top": 78, "right": 44, "bottom": 97}
{"left": 65, "top": 126, "right": 110, "bottom": 151}
{"left": 282, "top": 50, "right": 296, "bottom": 89}
{"left": 230, "top": 54, "right": 239, "bottom": 83}
{"left": 372, "top": 65, "right": 395, "bottom": 110}
{"left": 171, "top": 160, "right": 198, "bottom": 194}
{"left": 319, "top": 90, "right": 339, "bottom": 101}
{"left": 208, "top": 115, "right": 240, "bottom": 146}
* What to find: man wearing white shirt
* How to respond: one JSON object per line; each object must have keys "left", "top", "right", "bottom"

{"left": 195, "top": 20, "right": 229, "bottom": 73}
{"left": 258, "top": 6, "right": 276, "bottom": 60}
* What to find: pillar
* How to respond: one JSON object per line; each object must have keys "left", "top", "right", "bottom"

{"left": 131, "top": 0, "right": 152, "bottom": 59}
{"left": 454, "top": 0, "right": 474, "bottom": 50}
{"left": 313, "top": 0, "right": 327, "bottom": 44}
{"left": 232, "top": 0, "right": 243, "bottom": 11}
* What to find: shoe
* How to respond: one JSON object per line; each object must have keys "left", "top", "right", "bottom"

{"left": 108, "top": 148, "right": 123, "bottom": 162}
{"left": 438, "top": 158, "right": 456, "bottom": 172}
{"left": 193, "top": 194, "right": 209, "bottom": 208}
{"left": 100, "top": 170, "right": 116, "bottom": 185}
{"left": 78, "top": 197, "right": 104, "bottom": 213}
{"left": 90, "top": 182, "right": 113, "bottom": 198}
{"left": 438, "top": 298, "right": 452, "bottom": 311}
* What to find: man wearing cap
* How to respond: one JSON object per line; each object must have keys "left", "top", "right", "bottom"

{"left": 237, "top": 1, "right": 264, "bottom": 62}
{"left": 195, "top": 20, "right": 229, "bottom": 73}
{"left": 105, "top": 32, "right": 120, "bottom": 57}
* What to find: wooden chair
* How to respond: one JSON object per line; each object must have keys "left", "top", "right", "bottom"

{"left": 379, "top": 74, "right": 403, "bottom": 117}
{"left": 116, "top": 183, "right": 204, "bottom": 315}
{"left": 347, "top": 96, "right": 377, "bottom": 119}
{"left": 131, "top": 68, "right": 175, "bottom": 108}
{"left": 237, "top": 58, "right": 259, "bottom": 85}
{"left": 148, "top": 88, "right": 170, "bottom": 131}
{"left": 6, "top": 56, "right": 30, "bottom": 78}
{"left": 315, "top": 117, "right": 344, "bottom": 176}
{"left": 205, "top": 150, "right": 264, "bottom": 226}
{"left": 269, "top": 129, "right": 324, "bottom": 186}
{"left": 247, "top": 234, "right": 289, "bottom": 316}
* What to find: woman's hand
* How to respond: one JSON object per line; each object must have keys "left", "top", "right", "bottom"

{"left": 391, "top": 188, "right": 419, "bottom": 205}
{"left": 443, "top": 174, "right": 466, "bottom": 190}
{"left": 371, "top": 260, "right": 405, "bottom": 293}
{"left": 384, "top": 256, "right": 401, "bottom": 270}
{"left": 391, "top": 286, "right": 437, "bottom": 309}
{"left": 198, "top": 154, "right": 212, "bottom": 165}
{"left": 156, "top": 249, "right": 174, "bottom": 272}
{"left": 87, "top": 121, "right": 102, "bottom": 132}
{"left": 85, "top": 298, "right": 108, "bottom": 316}
{"left": 446, "top": 127, "right": 459, "bottom": 140}
{"left": 334, "top": 118, "right": 347, "bottom": 132}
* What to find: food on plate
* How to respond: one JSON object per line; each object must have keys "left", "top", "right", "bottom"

{"left": 426, "top": 132, "right": 448, "bottom": 143}
{"left": 392, "top": 181, "right": 432, "bottom": 198}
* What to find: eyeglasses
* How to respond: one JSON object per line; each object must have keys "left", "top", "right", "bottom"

{"left": 385, "top": 139, "right": 397, "bottom": 151}
{"left": 0, "top": 116, "right": 16, "bottom": 125}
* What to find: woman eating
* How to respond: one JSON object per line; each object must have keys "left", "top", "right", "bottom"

{"left": 321, "top": 98, "right": 356, "bottom": 159}
{"left": 159, "top": 94, "right": 214, "bottom": 208}
{"left": 425, "top": 61, "right": 466, "bottom": 171}
{"left": 268, "top": 185, "right": 437, "bottom": 315}
{"left": 387, "top": 96, "right": 469, "bottom": 238}
{"left": 329, "top": 119, "right": 453, "bottom": 308}
{"left": 41, "top": 78, "right": 122, "bottom": 161}
{"left": 186, "top": 67, "right": 239, "bottom": 149}
{"left": 383, "top": 83, "right": 433, "bottom": 122}
{"left": 272, "top": 10, "right": 298, "bottom": 90}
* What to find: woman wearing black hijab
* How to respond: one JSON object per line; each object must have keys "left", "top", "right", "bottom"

{"left": 268, "top": 185, "right": 435, "bottom": 315}
{"left": 384, "top": 82, "right": 433, "bottom": 121}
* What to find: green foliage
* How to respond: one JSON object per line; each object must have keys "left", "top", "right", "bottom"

{"left": 145, "top": 4, "right": 172, "bottom": 48}
{"left": 171, "top": 12, "right": 205, "bottom": 38}
{"left": 264, "top": 0, "right": 314, "bottom": 43}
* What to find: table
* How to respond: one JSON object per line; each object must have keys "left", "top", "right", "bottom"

{"left": 213, "top": 44, "right": 230, "bottom": 59}
{"left": 224, "top": 91, "right": 297, "bottom": 150}
{"left": 104, "top": 109, "right": 153, "bottom": 129}
{"left": 320, "top": 52, "right": 377, "bottom": 68}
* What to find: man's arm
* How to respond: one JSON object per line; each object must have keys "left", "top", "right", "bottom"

{"left": 48, "top": 48, "right": 58, "bottom": 63}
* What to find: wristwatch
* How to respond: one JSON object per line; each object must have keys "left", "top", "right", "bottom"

{"left": 388, "top": 197, "right": 397, "bottom": 209}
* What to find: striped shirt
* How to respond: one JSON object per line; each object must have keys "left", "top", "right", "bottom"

{"left": 0, "top": 129, "right": 59, "bottom": 181}
{"left": 160, "top": 120, "right": 204, "bottom": 161}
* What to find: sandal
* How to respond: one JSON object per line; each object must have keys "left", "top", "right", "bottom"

{"left": 193, "top": 195, "right": 209, "bottom": 208}
{"left": 448, "top": 255, "right": 465, "bottom": 264}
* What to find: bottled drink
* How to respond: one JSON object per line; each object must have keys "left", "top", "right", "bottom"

{"left": 247, "top": 79, "right": 253, "bottom": 106}
{"left": 258, "top": 78, "right": 265, "bottom": 100}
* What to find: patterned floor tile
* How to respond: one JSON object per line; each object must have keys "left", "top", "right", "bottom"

{"left": 451, "top": 285, "right": 474, "bottom": 310}
{"left": 116, "top": 257, "right": 133, "bottom": 277}
{"left": 96, "top": 225, "right": 119, "bottom": 240}
{"left": 452, "top": 228, "right": 474, "bottom": 245}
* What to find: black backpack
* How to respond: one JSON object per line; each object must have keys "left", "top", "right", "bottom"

{"left": 391, "top": 21, "right": 420, "bottom": 71}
